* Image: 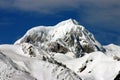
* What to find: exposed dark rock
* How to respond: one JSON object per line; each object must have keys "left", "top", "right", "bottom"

{"left": 82, "top": 45, "right": 94, "bottom": 53}
{"left": 114, "top": 72, "right": 120, "bottom": 80}
{"left": 48, "top": 42, "right": 69, "bottom": 54}
{"left": 79, "top": 65, "right": 86, "bottom": 72}
{"left": 113, "top": 56, "right": 120, "bottom": 61}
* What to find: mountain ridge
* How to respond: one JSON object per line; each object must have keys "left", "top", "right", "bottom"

{"left": 0, "top": 19, "right": 120, "bottom": 80}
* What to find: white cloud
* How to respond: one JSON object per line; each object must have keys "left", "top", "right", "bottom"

{"left": 0, "top": 0, "right": 79, "bottom": 14}
{"left": 0, "top": 0, "right": 120, "bottom": 28}
{"left": 0, "top": 0, "right": 120, "bottom": 15}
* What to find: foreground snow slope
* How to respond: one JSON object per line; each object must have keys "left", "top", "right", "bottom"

{"left": 0, "top": 51, "right": 36, "bottom": 80}
{"left": 0, "top": 19, "right": 120, "bottom": 80}
{"left": 0, "top": 44, "right": 81, "bottom": 80}
{"left": 64, "top": 52, "right": 120, "bottom": 80}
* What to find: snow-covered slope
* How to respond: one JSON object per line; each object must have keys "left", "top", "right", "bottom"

{"left": 0, "top": 52, "right": 36, "bottom": 80}
{"left": 64, "top": 52, "right": 120, "bottom": 80}
{"left": 104, "top": 44, "right": 120, "bottom": 57}
{"left": 0, "top": 19, "right": 120, "bottom": 80}
{"left": 0, "top": 44, "right": 81, "bottom": 80}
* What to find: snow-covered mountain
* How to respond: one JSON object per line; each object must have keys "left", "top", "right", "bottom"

{"left": 0, "top": 19, "right": 120, "bottom": 80}
{"left": 15, "top": 19, "right": 105, "bottom": 57}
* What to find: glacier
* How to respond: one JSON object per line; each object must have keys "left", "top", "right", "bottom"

{"left": 0, "top": 19, "right": 120, "bottom": 80}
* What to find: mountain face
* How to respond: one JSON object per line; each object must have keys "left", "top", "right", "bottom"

{"left": 15, "top": 19, "right": 105, "bottom": 57}
{"left": 0, "top": 19, "right": 120, "bottom": 80}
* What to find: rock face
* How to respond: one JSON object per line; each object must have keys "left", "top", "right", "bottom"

{"left": 15, "top": 19, "right": 105, "bottom": 57}
{"left": 48, "top": 42, "right": 69, "bottom": 53}
{"left": 114, "top": 72, "right": 120, "bottom": 80}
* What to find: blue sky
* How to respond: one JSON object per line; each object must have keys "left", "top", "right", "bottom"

{"left": 0, "top": 0, "right": 120, "bottom": 45}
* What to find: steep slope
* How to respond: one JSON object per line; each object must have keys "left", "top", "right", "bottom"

{"left": 0, "top": 44, "right": 82, "bottom": 80}
{"left": 15, "top": 19, "right": 105, "bottom": 57}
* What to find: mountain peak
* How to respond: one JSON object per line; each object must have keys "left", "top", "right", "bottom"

{"left": 56, "top": 19, "right": 79, "bottom": 27}
{"left": 65, "top": 18, "right": 78, "bottom": 24}
{"left": 15, "top": 19, "right": 105, "bottom": 57}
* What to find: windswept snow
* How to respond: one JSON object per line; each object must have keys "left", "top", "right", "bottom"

{"left": 0, "top": 19, "right": 120, "bottom": 80}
